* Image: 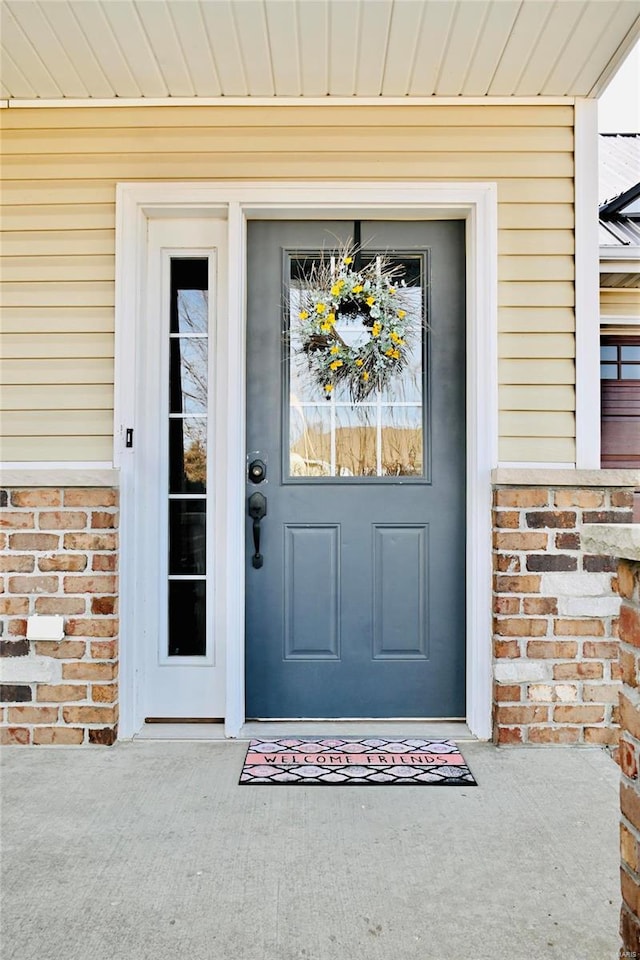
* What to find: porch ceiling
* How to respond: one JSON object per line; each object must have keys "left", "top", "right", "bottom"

{"left": 1, "top": 0, "right": 639, "bottom": 102}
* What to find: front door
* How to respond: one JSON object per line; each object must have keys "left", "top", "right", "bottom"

{"left": 245, "top": 220, "right": 465, "bottom": 719}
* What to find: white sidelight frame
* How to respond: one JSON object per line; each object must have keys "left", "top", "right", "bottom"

{"left": 115, "top": 182, "right": 498, "bottom": 741}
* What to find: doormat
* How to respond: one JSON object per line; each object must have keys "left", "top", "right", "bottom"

{"left": 239, "top": 738, "right": 476, "bottom": 786}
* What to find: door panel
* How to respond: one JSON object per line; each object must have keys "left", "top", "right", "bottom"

{"left": 245, "top": 220, "right": 465, "bottom": 718}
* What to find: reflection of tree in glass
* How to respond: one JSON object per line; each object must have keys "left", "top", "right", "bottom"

{"left": 184, "top": 437, "right": 207, "bottom": 485}
{"left": 176, "top": 291, "right": 208, "bottom": 414}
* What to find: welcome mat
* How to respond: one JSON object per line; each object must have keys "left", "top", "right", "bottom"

{"left": 239, "top": 738, "right": 476, "bottom": 786}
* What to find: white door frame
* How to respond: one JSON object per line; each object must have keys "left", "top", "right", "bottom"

{"left": 115, "top": 182, "right": 498, "bottom": 740}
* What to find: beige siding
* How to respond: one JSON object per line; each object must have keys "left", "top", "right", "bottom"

{"left": 0, "top": 103, "right": 575, "bottom": 463}
{"left": 600, "top": 288, "right": 640, "bottom": 319}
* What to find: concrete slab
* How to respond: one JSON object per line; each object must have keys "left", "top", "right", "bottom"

{"left": 0, "top": 742, "right": 620, "bottom": 960}
{"left": 135, "top": 720, "right": 474, "bottom": 741}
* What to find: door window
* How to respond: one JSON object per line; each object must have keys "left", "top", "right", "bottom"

{"left": 167, "top": 258, "right": 209, "bottom": 656}
{"left": 287, "top": 253, "right": 428, "bottom": 480}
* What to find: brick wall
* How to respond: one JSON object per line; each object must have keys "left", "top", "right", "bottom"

{"left": 619, "top": 558, "right": 640, "bottom": 955}
{"left": 0, "top": 488, "right": 119, "bottom": 745}
{"left": 493, "top": 486, "right": 633, "bottom": 746}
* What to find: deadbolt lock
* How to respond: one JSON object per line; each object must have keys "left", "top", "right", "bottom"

{"left": 248, "top": 458, "right": 267, "bottom": 484}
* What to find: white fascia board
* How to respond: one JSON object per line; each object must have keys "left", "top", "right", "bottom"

{"left": 574, "top": 98, "right": 601, "bottom": 469}
{"left": 6, "top": 96, "right": 575, "bottom": 108}
{"left": 589, "top": 15, "right": 640, "bottom": 97}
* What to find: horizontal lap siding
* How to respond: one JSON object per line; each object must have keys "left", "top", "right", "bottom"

{"left": 0, "top": 104, "right": 575, "bottom": 463}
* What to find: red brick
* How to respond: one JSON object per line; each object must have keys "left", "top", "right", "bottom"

{"left": 496, "top": 726, "right": 523, "bottom": 744}
{"left": 494, "top": 618, "right": 548, "bottom": 637}
{"left": 620, "top": 739, "right": 639, "bottom": 780}
{"left": 63, "top": 533, "right": 117, "bottom": 551}
{"left": 88, "top": 726, "right": 117, "bottom": 745}
{"left": 495, "top": 575, "right": 541, "bottom": 594}
{"left": 8, "top": 575, "right": 58, "bottom": 594}
{"left": 493, "top": 532, "right": 548, "bottom": 550}
{"left": 65, "top": 618, "right": 118, "bottom": 638}
{"left": 0, "top": 598, "right": 29, "bottom": 615}
{"left": 63, "top": 575, "right": 116, "bottom": 595}
{"left": 583, "top": 683, "right": 620, "bottom": 703}
{"left": 34, "top": 597, "right": 85, "bottom": 615}
{"left": 91, "top": 511, "right": 118, "bottom": 529}
{"left": 622, "top": 782, "right": 640, "bottom": 833}
{"left": 38, "top": 554, "right": 88, "bottom": 572}
{"left": 583, "top": 554, "right": 617, "bottom": 573}
{"left": 585, "top": 726, "right": 619, "bottom": 745}
{"left": 0, "top": 639, "right": 29, "bottom": 657}
{"left": 494, "top": 596, "right": 521, "bottom": 615}
{"left": 621, "top": 865, "right": 640, "bottom": 916}
{"left": 526, "top": 554, "right": 577, "bottom": 572}
{"left": 621, "top": 693, "right": 640, "bottom": 743}
{"left": 494, "top": 489, "right": 548, "bottom": 508}
{"left": 494, "top": 683, "right": 521, "bottom": 702}
{"left": 90, "top": 640, "right": 118, "bottom": 659}
{"left": 0, "top": 512, "right": 34, "bottom": 530}
{"left": 10, "top": 489, "right": 61, "bottom": 507}
{"left": 38, "top": 511, "right": 87, "bottom": 531}
{"left": 0, "top": 555, "right": 35, "bottom": 573}
{"left": 621, "top": 605, "right": 640, "bottom": 648}
{"left": 9, "top": 533, "right": 59, "bottom": 551}
{"left": 8, "top": 619, "right": 27, "bottom": 636}
{"left": 621, "top": 905, "right": 640, "bottom": 956}
{"left": 92, "top": 683, "right": 117, "bottom": 703}
{"left": 494, "top": 511, "right": 520, "bottom": 529}
{"left": 494, "top": 554, "right": 520, "bottom": 573}
{"left": 7, "top": 705, "right": 58, "bottom": 724}
{"left": 527, "top": 726, "right": 580, "bottom": 744}
{"left": 33, "top": 727, "right": 84, "bottom": 745}
{"left": 91, "top": 596, "right": 117, "bottom": 615}
{"left": 526, "top": 640, "right": 578, "bottom": 659}
{"left": 612, "top": 660, "right": 623, "bottom": 681}
{"left": 618, "top": 562, "right": 640, "bottom": 601}
{"left": 621, "top": 649, "right": 639, "bottom": 688}
{"left": 554, "top": 489, "right": 604, "bottom": 508}
{"left": 553, "top": 619, "right": 605, "bottom": 637}
{"left": 553, "top": 705, "right": 605, "bottom": 723}
{"left": 584, "top": 641, "right": 619, "bottom": 659}
{"left": 63, "top": 661, "right": 116, "bottom": 681}
{"left": 36, "top": 684, "right": 87, "bottom": 703}
{"left": 92, "top": 554, "right": 117, "bottom": 572}
{"left": 62, "top": 704, "right": 118, "bottom": 724}
{"left": 496, "top": 705, "right": 548, "bottom": 724}
{"left": 494, "top": 640, "right": 520, "bottom": 659}
{"left": 64, "top": 489, "right": 117, "bottom": 507}
{"left": 0, "top": 726, "right": 30, "bottom": 745}
{"left": 555, "top": 532, "right": 580, "bottom": 550}
{"left": 612, "top": 490, "right": 635, "bottom": 508}
{"left": 525, "top": 511, "right": 576, "bottom": 529}
{"left": 523, "top": 597, "right": 557, "bottom": 615}
{"left": 35, "top": 641, "right": 86, "bottom": 659}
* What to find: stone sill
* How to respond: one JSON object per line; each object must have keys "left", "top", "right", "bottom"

{"left": 582, "top": 524, "right": 640, "bottom": 562}
{"left": 493, "top": 469, "right": 639, "bottom": 488}
{"left": 0, "top": 469, "right": 119, "bottom": 488}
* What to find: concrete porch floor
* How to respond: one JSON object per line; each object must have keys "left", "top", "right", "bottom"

{"left": 0, "top": 741, "right": 620, "bottom": 960}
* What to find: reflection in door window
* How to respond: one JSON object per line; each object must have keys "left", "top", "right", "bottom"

{"left": 167, "top": 259, "right": 209, "bottom": 656}
{"left": 288, "top": 254, "right": 426, "bottom": 478}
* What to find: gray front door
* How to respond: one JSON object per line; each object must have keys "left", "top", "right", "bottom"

{"left": 245, "top": 220, "right": 466, "bottom": 718}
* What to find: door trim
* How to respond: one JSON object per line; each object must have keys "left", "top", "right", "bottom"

{"left": 115, "top": 181, "right": 498, "bottom": 740}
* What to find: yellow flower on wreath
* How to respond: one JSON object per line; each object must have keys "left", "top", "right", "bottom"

{"left": 324, "top": 384, "right": 333, "bottom": 394}
{"left": 397, "top": 309, "right": 406, "bottom": 319}
{"left": 372, "top": 322, "right": 381, "bottom": 337}
{"left": 331, "top": 280, "right": 345, "bottom": 296}
{"left": 330, "top": 345, "right": 341, "bottom": 355}
{"left": 366, "top": 296, "right": 376, "bottom": 307}
{"left": 316, "top": 303, "right": 327, "bottom": 314}
{"left": 354, "top": 358, "right": 364, "bottom": 367}
{"left": 326, "top": 313, "right": 336, "bottom": 325}
{"left": 386, "top": 348, "right": 401, "bottom": 360}
{"left": 362, "top": 371, "right": 369, "bottom": 381}
{"left": 390, "top": 331, "right": 405, "bottom": 346}
{"left": 299, "top": 310, "right": 309, "bottom": 320}
{"left": 343, "top": 256, "right": 353, "bottom": 265}
{"left": 330, "top": 359, "right": 343, "bottom": 371}
{"left": 352, "top": 284, "right": 364, "bottom": 294}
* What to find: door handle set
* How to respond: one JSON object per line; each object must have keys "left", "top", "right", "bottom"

{"left": 248, "top": 492, "right": 267, "bottom": 568}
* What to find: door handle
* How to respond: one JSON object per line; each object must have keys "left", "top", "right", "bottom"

{"left": 248, "top": 492, "right": 267, "bottom": 569}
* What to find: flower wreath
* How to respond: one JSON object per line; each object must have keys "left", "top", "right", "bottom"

{"left": 295, "top": 247, "right": 417, "bottom": 402}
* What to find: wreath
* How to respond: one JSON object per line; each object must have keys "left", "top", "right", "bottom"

{"left": 294, "top": 246, "right": 417, "bottom": 402}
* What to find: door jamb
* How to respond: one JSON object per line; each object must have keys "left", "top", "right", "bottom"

{"left": 115, "top": 182, "right": 498, "bottom": 740}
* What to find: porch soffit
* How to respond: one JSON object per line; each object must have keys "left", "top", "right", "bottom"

{"left": 1, "top": 0, "right": 639, "bottom": 103}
